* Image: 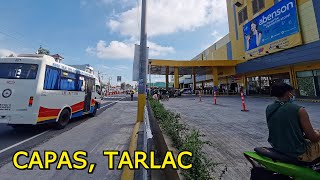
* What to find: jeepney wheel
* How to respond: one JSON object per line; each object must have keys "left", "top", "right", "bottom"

{"left": 55, "top": 109, "right": 70, "bottom": 129}
{"left": 89, "top": 104, "right": 98, "bottom": 117}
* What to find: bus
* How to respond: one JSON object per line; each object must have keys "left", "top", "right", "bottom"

{"left": 0, "top": 54, "right": 102, "bottom": 129}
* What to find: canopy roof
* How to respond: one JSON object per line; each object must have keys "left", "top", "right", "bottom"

{"left": 149, "top": 59, "right": 245, "bottom": 75}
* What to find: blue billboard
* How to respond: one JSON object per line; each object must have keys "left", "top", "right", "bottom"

{"left": 243, "top": 0, "right": 300, "bottom": 52}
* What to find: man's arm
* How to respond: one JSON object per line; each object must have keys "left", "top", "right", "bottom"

{"left": 299, "top": 108, "right": 320, "bottom": 142}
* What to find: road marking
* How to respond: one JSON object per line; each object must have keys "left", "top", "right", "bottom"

{"left": 100, "top": 97, "right": 127, "bottom": 109}
{"left": 104, "top": 96, "right": 127, "bottom": 99}
{"left": 100, "top": 102, "right": 117, "bottom": 109}
{"left": 0, "top": 130, "right": 49, "bottom": 154}
{"left": 89, "top": 142, "right": 100, "bottom": 153}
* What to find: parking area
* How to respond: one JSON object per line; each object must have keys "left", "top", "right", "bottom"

{"left": 161, "top": 95, "right": 320, "bottom": 179}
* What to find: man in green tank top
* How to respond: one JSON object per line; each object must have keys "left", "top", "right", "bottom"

{"left": 267, "top": 83, "right": 320, "bottom": 162}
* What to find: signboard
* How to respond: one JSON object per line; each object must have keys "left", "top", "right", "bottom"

{"left": 132, "top": 44, "right": 140, "bottom": 81}
{"left": 243, "top": 0, "right": 302, "bottom": 59}
{"left": 117, "top": 76, "right": 121, "bottom": 82}
{"left": 132, "top": 44, "right": 149, "bottom": 81}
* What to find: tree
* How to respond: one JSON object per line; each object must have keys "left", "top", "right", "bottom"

{"left": 121, "top": 82, "right": 126, "bottom": 90}
{"left": 126, "top": 84, "right": 132, "bottom": 89}
{"left": 37, "top": 46, "right": 50, "bottom": 55}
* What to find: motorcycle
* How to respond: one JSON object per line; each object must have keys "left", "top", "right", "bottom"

{"left": 244, "top": 147, "right": 320, "bottom": 180}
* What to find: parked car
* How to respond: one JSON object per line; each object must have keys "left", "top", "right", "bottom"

{"left": 180, "top": 88, "right": 192, "bottom": 94}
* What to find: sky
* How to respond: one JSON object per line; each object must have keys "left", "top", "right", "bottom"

{"left": 0, "top": 0, "right": 229, "bottom": 85}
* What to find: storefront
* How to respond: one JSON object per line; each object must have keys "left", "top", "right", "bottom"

{"left": 246, "top": 73, "right": 291, "bottom": 95}
{"left": 296, "top": 70, "right": 320, "bottom": 97}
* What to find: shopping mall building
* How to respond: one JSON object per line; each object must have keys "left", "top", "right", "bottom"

{"left": 180, "top": 0, "right": 320, "bottom": 98}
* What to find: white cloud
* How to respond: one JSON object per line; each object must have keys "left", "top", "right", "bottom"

{"left": 98, "top": 64, "right": 129, "bottom": 71}
{"left": 107, "top": 0, "right": 227, "bottom": 37}
{"left": 211, "top": 30, "right": 223, "bottom": 43}
{"left": 211, "top": 30, "right": 219, "bottom": 37}
{"left": 147, "top": 41, "right": 175, "bottom": 57}
{"left": 87, "top": 0, "right": 226, "bottom": 61}
{"left": 0, "top": 49, "right": 16, "bottom": 57}
{"left": 86, "top": 40, "right": 135, "bottom": 59}
{"left": 86, "top": 40, "right": 175, "bottom": 60}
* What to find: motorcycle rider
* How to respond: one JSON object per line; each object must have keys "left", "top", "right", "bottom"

{"left": 267, "top": 83, "right": 320, "bottom": 162}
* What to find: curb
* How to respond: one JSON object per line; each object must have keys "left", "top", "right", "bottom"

{"left": 121, "top": 106, "right": 153, "bottom": 180}
{"left": 198, "top": 94, "right": 320, "bottom": 103}
{"left": 121, "top": 121, "right": 141, "bottom": 180}
{"left": 146, "top": 101, "right": 180, "bottom": 180}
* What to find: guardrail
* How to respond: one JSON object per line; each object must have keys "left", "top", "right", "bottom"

{"left": 135, "top": 106, "right": 153, "bottom": 180}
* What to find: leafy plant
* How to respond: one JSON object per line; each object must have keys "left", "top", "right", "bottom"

{"left": 149, "top": 98, "right": 216, "bottom": 180}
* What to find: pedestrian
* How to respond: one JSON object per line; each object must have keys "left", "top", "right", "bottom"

{"left": 130, "top": 90, "right": 134, "bottom": 101}
{"left": 146, "top": 86, "right": 149, "bottom": 100}
{"left": 240, "top": 86, "right": 243, "bottom": 93}
{"left": 152, "top": 93, "right": 159, "bottom": 101}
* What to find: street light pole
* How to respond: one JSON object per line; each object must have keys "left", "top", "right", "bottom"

{"left": 108, "top": 77, "right": 111, "bottom": 94}
{"left": 137, "top": 0, "right": 147, "bottom": 122}
{"left": 148, "top": 61, "right": 151, "bottom": 88}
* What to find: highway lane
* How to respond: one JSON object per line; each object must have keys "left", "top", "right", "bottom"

{"left": 0, "top": 95, "right": 129, "bottom": 166}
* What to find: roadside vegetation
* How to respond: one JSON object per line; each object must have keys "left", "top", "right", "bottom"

{"left": 149, "top": 97, "right": 216, "bottom": 180}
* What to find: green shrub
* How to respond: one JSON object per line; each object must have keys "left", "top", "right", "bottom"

{"left": 149, "top": 98, "right": 215, "bottom": 180}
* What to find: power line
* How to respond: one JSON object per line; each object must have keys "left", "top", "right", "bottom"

{"left": 0, "top": 30, "right": 22, "bottom": 42}
{"left": 0, "top": 27, "right": 49, "bottom": 52}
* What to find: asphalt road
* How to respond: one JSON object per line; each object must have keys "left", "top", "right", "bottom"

{"left": 0, "top": 94, "right": 131, "bottom": 167}
{"left": 0, "top": 95, "right": 138, "bottom": 180}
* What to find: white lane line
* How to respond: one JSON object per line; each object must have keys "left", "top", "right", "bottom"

{"left": 100, "top": 97, "right": 127, "bottom": 109}
{"left": 100, "top": 102, "right": 117, "bottom": 109}
{"left": 89, "top": 142, "right": 100, "bottom": 153}
{"left": 0, "top": 130, "right": 49, "bottom": 154}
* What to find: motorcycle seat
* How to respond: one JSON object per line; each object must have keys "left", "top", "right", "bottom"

{"left": 254, "top": 147, "right": 320, "bottom": 167}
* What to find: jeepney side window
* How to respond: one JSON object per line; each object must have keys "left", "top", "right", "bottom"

{"left": 96, "top": 85, "right": 101, "bottom": 95}
{"left": 44, "top": 66, "right": 60, "bottom": 90}
{"left": 78, "top": 76, "right": 85, "bottom": 91}
{"left": 44, "top": 66, "right": 83, "bottom": 91}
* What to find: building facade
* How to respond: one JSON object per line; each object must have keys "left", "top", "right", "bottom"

{"left": 231, "top": 0, "right": 320, "bottom": 97}
{"left": 182, "top": 0, "right": 320, "bottom": 97}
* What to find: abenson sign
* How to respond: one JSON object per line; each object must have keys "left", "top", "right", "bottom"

{"left": 243, "top": 0, "right": 302, "bottom": 59}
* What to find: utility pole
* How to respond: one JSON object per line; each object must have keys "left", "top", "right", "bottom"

{"left": 137, "top": 0, "right": 147, "bottom": 122}
{"left": 148, "top": 61, "right": 151, "bottom": 88}
{"left": 108, "top": 77, "right": 112, "bottom": 94}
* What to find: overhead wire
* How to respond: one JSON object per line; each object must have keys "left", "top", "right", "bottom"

{"left": 0, "top": 26, "right": 50, "bottom": 52}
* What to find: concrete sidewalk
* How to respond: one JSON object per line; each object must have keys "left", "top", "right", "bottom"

{"left": 161, "top": 96, "right": 320, "bottom": 179}
{"left": 0, "top": 101, "right": 137, "bottom": 180}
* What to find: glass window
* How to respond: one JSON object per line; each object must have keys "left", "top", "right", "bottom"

{"left": 62, "top": 71, "right": 76, "bottom": 79}
{"left": 44, "top": 66, "right": 61, "bottom": 90}
{"left": 96, "top": 85, "right": 101, "bottom": 95}
{"left": 44, "top": 65, "right": 84, "bottom": 91}
{"left": 313, "top": 70, "right": 320, "bottom": 76}
{"left": 0, "top": 63, "right": 38, "bottom": 79}
{"left": 238, "top": 7, "right": 248, "bottom": 25}
{"left": 60, "top": 78, "right": 76, "bottom": 91}
{"left": 252, "top": 0, "right": 265, "bottom": 15}
{"left": 78, "top": 76, "right": 84, "bottom": 91}
{"left": 297, "top": 71, "right": 313, "bottom": 78}
{"left": 297, "top": 77, "right": 316, "bottom": 97}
